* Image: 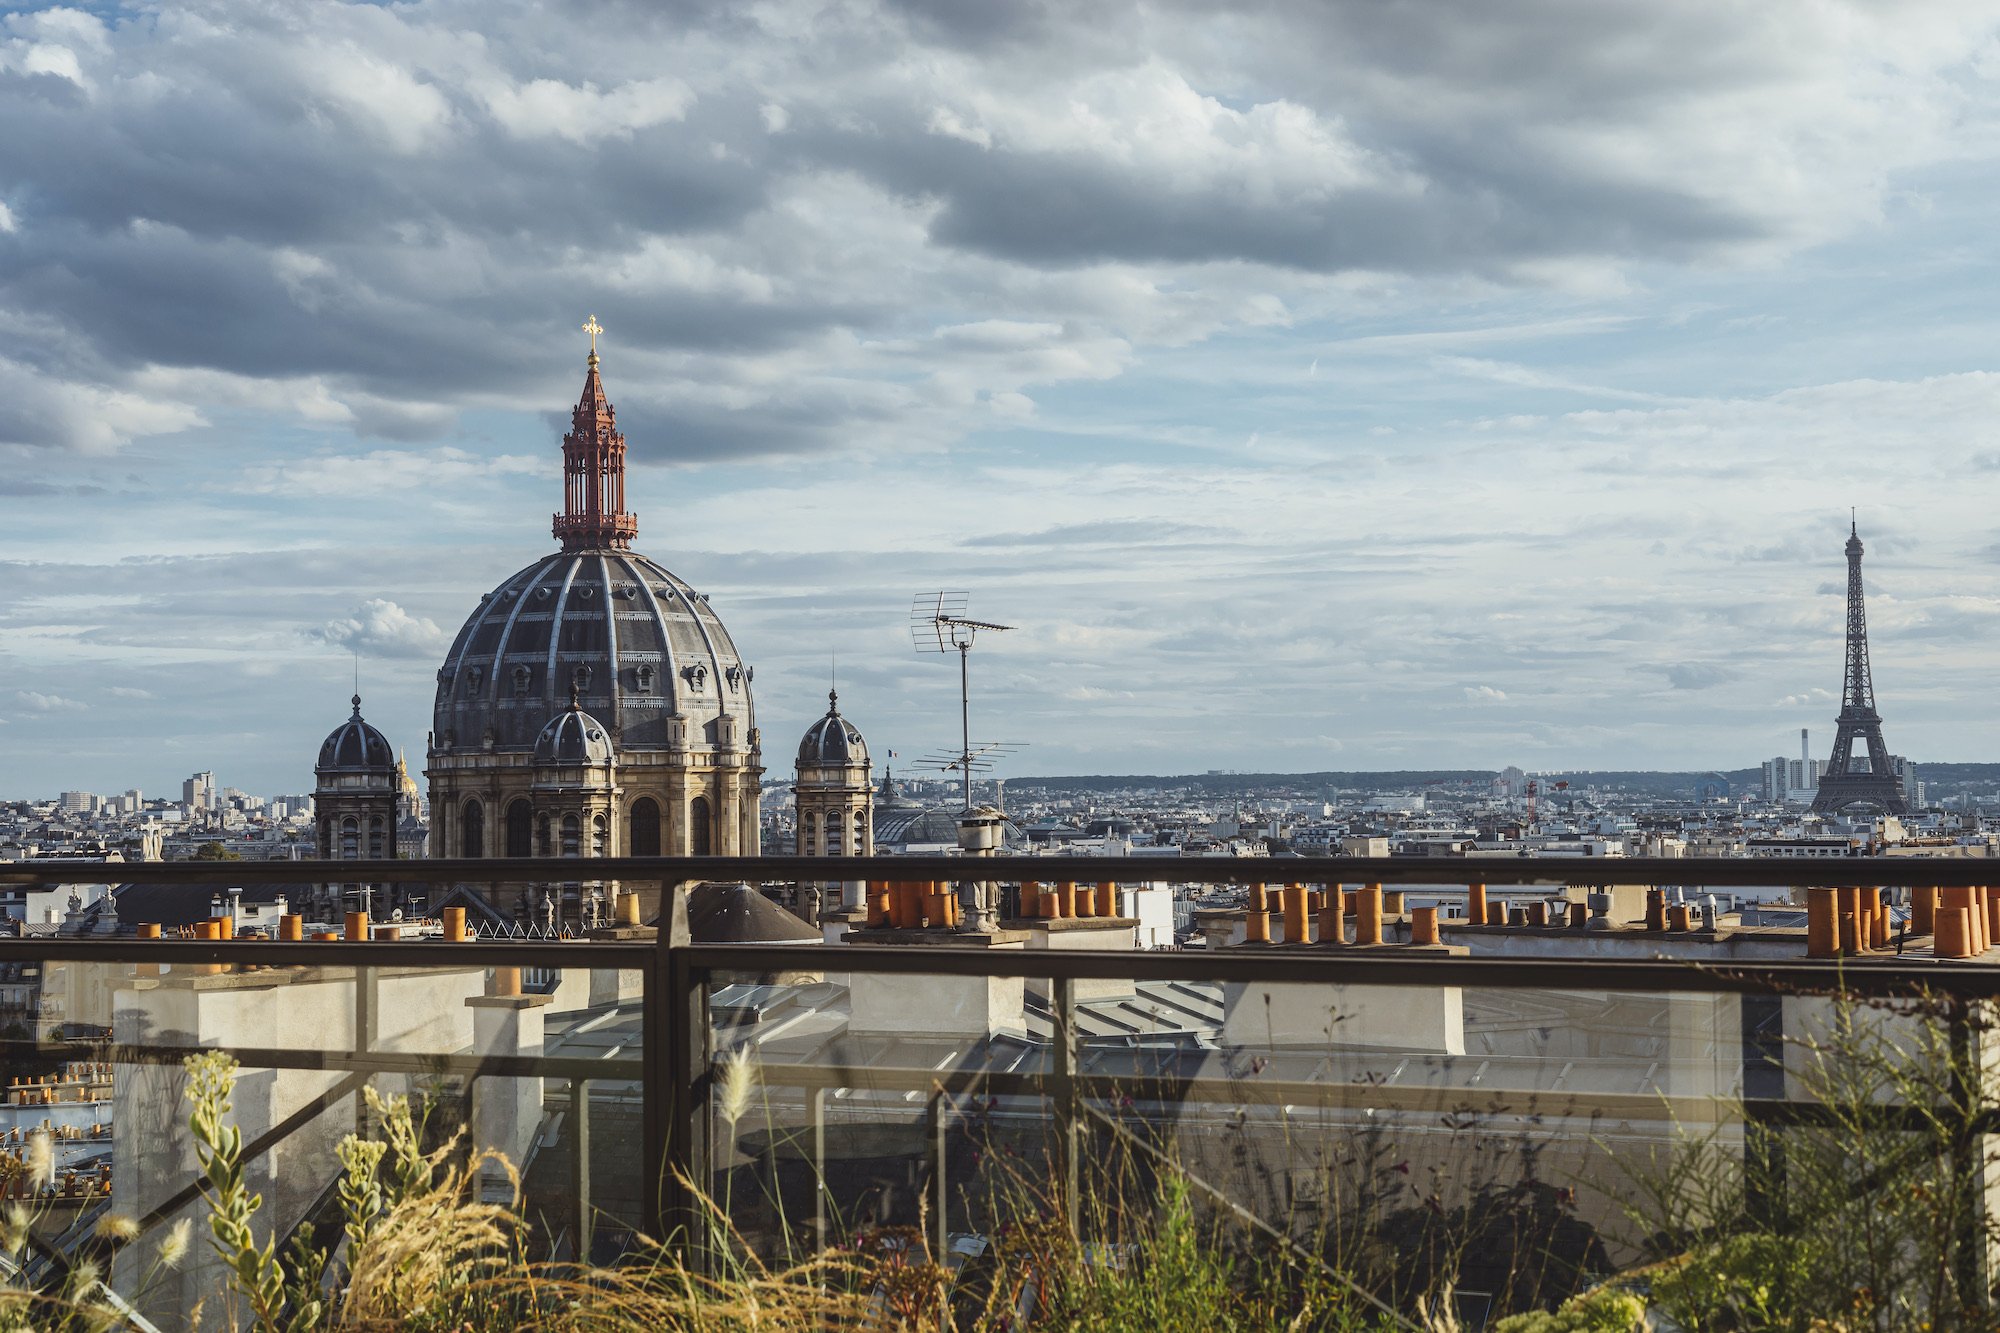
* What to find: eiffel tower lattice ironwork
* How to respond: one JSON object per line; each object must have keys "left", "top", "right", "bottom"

{"left": 1811, "top": 519, "right": 1909, "bottom": 815}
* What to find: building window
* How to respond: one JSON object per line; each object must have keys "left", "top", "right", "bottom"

{"left": 562, "top": 814, "right": 580, "bottom": 858}
{"left": 368, "top": 816, "right": 385, "bottom": 859}
{"left": 635, "top": 664, "right": 654, "bottom": 693}
{"left": 631, "top": 798, "right": 661, "bottom": 857}
{"left": 592, "top": 813, "right": 607, "bottom": 857}
{"left": 690, "top": 796, "right": 712, "bottom": 856}
{"left": 538, "top": 817, "right": 551, "bottom": 858}
{"left": 573, "top": 665, "right": 591, "bottom": 693}
{"left": 506, "top": 800, "right": 532, "bottom": 858}
{"left": 340, "top": 817, "right": 358, "bottom": 860}
{"left": 461, "top": 802, "right": 484, "bottom": 858}
{"left": 854, "top": 809, "right": 868, "bottom": 853}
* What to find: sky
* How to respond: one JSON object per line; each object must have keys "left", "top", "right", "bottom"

{"left": 7, "top": 0, "right": 2000, "bottom": 797}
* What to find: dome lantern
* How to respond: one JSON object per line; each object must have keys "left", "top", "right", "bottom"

{"left": 552, "top": 317, "right": 639, "bottom": 553}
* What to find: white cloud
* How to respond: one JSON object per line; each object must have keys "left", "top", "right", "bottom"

{"left": 1463, "top": 686, "right": 1508, "bottom": 703}
{"left": 308, "top": 599, "right": 447, "bottom": 660}
{"left": 104, "top": 687, "right": 155, "bottom": 700}
{"left": 481, "top": 76, "right": 693, "bottom": 144}
{"left": 15, "top": 691, "right": 85, "bottom": 712}
{"left": 1777, "top": 688, "right": 1838, "bottom": 707}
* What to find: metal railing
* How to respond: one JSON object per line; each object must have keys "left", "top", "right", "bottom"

{"left": 4, "top": 853, "right": 2000, "bottom": 1293}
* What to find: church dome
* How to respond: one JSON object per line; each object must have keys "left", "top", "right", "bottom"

{"left": 797, "top": 690, "right": 867, "bottom": 768}
{"left": 532, "top": 698, "right": 615, "bottom": 768}
{"left": 318, "top": 696, "right": 394, "bottom": 774}
{"left": 431, "top": 342, "right": 756, "bottom": 759}
{"left": 433, "top": 549, "right": 755, "bottom": 755}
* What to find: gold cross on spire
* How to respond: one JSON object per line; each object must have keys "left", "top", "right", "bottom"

{"left": 582, "top": 315, "right": 604, "bottom": 365}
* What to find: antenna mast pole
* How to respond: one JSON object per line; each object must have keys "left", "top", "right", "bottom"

{"left": 959, "top": 636, "right": 972, "bottom": 811}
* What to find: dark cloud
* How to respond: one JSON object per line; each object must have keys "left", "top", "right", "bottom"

{"left": 0, "top": 0, "right": 1972, "bottom": 454}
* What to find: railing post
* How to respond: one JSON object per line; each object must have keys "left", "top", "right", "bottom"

{"left": 928, "top": 1090, "right": 948, "bottom": 1266}
{"left": 811, "top": 1085, "right": 828, "bottom": 1262}
{"left": 1740, "top": 990, "right": 1786, "bottom": 1227}
{"left": 647, "top": 880, "right": 705, "bottom": 1262}
{"left": 571, "top": 1076, "right": 592, "bottom": 1263}
{"left": 1949, "top": 997, "right": 1990, "bottom": 1311}
{"left": 1052, "top": 974, "right": 1080, "bottom": 1237}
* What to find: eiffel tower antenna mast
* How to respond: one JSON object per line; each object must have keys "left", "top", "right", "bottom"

{"left": 1811, "top": 515, "right": 1910, "bottom": 816}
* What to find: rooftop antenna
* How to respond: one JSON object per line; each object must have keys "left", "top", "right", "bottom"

{"left": 912, "top": 591, "right": 1015, "bottom": 811}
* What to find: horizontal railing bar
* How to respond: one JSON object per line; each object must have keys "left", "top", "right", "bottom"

{"left": 0, "top": 941, "right": 648, "bottom": 966}
{"left": 3, "top": 854, "right": 1995, "bottom": 890}
{"left": 0, "top": 1038, "right": 636, "bottom": 1081}
{"left": 4, "top": 939, "right": 1999, "bottom": 996}
{"left": 691, "top": 1062, "right": 1993, "bottom": 1133}
{"left": 686, "top": 942, "right": 2000, "bottom": 996}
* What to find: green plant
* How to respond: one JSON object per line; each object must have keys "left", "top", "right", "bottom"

{"left": 1617, "top": 989, "right": 2000, "bottom": 1333}
{"left": 186, "top": 1050, "right": 319, "bottom": 1331}
{"left": 1490, "top": 1285, "right": 1644, "bottom": 1333}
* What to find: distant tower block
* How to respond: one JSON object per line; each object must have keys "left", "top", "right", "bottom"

{"left": 1811, "top": 519, "right": 1910, "bottom": 815}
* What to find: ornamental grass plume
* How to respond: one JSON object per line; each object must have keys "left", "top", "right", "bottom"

{"left": 90, "top": 1214, "right": 139, "bottom": 1246}
{"left": 24, "top": 1131, "right": 51, "bottom": 1192}
{"left": 156, "top": 1217, "right": 192, "bottom": 1269}
{"left": 717, "top": 1045, "right": 757, "bottom": 1131}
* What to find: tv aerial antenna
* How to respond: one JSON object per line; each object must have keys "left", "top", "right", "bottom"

{"left": 912, "top": 591, "right": 1019, "bottom": 811}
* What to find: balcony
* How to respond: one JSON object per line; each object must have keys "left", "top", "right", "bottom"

{"left": 0, "top": 854, "right": 1995, "bottom": 1328}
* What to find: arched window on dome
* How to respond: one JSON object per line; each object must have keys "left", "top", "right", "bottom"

{"left": 506, "top": 801, "right": 532, "bottom": 858}
{"left": 340, "top": 817, "right": 359, "bottom": 861}
{"left": 630, "top": 799, "right": 661, "bottom": 857}
{"left": 512, "top": 665, "right": 532, "bottom": 697}
{"left": 689, "top": 796, "right": 712, "bottom": 856}
{"left": 561, "top": 814, "right": 580, "bottom": 858}
{"left": 462, "top": 801, "right": 484, "bottom": 858}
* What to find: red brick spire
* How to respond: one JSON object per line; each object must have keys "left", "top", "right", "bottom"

{"left": 553, "top": 316, "right": 639, "bottom": 551}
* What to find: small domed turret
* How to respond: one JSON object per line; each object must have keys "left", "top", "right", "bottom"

{"left": 532, "top": 692, "right": 615, "bottom": 768}
{"left": 317, "top": 695, "right": 394, "bottom": 776}
{"left": 797, "top": 690, "right": 868, "bottom": 769}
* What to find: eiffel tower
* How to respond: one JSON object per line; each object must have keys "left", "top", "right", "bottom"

{"left": 1810, "top": 518, "right": 1909, "bottom": 815}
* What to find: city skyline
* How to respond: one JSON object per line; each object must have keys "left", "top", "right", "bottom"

{"left": 8, "top": 3, "right": 2000, "bottom": 793}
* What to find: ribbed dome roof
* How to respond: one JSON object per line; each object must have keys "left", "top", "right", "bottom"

{"left": 797, "top": 690, "right": 867, "bottom": 768}
{"left": 532, "top": 698, "right": 615, "bottom": 767}
{"left": 433, "top": 550, "right": 754, "bottom": 754}
{"left": 317, "top": 696, "right": 394, "bottom": 774}
{"left": 875, "top": 805, "right": 1030, "bottom": 849}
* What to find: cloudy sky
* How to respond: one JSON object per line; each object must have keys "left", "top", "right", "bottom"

{"left": 6, "top": 0, "right": 2000, "bottom": 797}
